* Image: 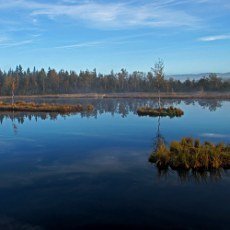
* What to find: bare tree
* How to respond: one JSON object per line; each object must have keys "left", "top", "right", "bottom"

{"left": 152, "top": 59, "right": 165, "bottom": 109}
{"left": 11, "top": 79, "right": 16, "bottom": 105}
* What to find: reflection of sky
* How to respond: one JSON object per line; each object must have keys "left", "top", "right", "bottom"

{"left": 0, "top": 100, "right": 229, "bottom": 185}
{"left": 0, "top": 100, "right": 229, "bottom": 229}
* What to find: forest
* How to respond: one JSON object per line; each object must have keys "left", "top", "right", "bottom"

{"left": 0, "top": 65, "right": 229, "bottom": 95}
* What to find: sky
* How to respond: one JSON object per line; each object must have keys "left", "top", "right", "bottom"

{"left": 0, "top": 0, "right": 230, "bottom": 74}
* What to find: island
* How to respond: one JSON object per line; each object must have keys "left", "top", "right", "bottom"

{"left": 149, "top": 138, "right": 230, "bottom": 170}
{"left": 0, "top": 101, "right": 94, "bottom": 114}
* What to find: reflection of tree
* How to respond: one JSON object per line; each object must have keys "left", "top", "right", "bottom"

{"left": 1, "top": 98, "right": 225, "bottom": 119}
{"left": 154, "top": 167, "right": 225, "bottom": 184}
{"left": 197, "top": 99, "right": 222, "bottom": 111}
{"left": 153, "top": 116, "right": 165, "bottom": 153}
{"left": 11, "top": 111, "right": 18, "bottom": 135}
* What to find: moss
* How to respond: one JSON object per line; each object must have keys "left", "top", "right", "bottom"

{"left": 149, "top": 138, "right": 230, "bottom": 170}
{"left": 137, "top": 106, "right": 184, "bottom": 117}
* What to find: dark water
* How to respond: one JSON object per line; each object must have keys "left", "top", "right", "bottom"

{"left": 0, "top": 99, "right": 229, "bottom": 229}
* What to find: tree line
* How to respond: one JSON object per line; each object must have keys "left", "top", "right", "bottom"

{"left": 0, "top": 65, "right": 229, "bottom": 95}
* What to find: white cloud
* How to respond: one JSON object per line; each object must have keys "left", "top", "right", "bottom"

{"left": 0, "top": 39, "right": 34, "bottom": 48}
{"left": 54, "top": 32, "right": 157, "bottom": 49}
{"left": 198, "top": 34, "right": 230, "bottom": 41}
{"left": 32, "top": 2, "right": 200, "bottom": 29}
{"left": 55, "top": 41, "right": 104, "bottom": 49}
{"left": 0, "top": 0, "right": 200, "bottom": 29}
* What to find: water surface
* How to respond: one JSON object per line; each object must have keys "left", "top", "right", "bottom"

{"left": 0, "top": 99, "right": 229, "bottom": 229}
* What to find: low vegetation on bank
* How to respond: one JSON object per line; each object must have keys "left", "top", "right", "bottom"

{"left": 149, "top": 138, "right": 230, "bottom": 170}
{"left": 0, "top": 101, "right": 94, "bottom": 113}
{"left": 137, "top": 106, "right": 184, "bottom": 117}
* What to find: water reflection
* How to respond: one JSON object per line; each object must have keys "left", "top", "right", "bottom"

{"left": 0, "top": 99, "right": 229, "bottom": 229}
{"left": 149, "top": 110, "right": 229, "bottom": 183}
{"left": 155, "top": 167, "right": 228, "bottom": 184}
{"left": 0, "top": 111, "right": 66, "bottom": 124}
{"left": 0, "top": 98, "right": 227, "bottom": 123}
{"left": 36, "top": 98, "right": 225, "bottom": 114}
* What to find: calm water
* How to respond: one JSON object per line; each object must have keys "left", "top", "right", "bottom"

{"left": 0, "top": 99, "right": 229, "bottom": 229}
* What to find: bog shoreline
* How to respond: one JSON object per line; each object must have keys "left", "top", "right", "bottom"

{"left": 0, "top": 92, "right": 230, "bottom": 100}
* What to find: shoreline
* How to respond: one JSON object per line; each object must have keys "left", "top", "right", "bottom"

{"left": 0, "top": 92, "right": 230, "bottom": 100}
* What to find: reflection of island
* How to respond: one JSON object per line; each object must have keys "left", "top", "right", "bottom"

{"left": 0, "top": 98, "right": 228, "bottom": 135}
{"left": 1, "top": 98, "right": 227, "bottom": 118}
{"left": 156, "top": 166, "right": 227, "bottom": 183}
{"left": 149, "top": 114, "right": 228, "bottom": 183}
{"left": 0, "top": 111, "right": 62, "bottom": 124}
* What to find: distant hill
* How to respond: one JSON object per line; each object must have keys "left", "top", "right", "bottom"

{"left": 167, "top": 73, "right": 230, "bottom": 81}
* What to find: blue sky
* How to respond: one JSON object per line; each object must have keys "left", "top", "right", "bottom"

{"left": 0, "top": 0, "right": 230, "bottom": 74}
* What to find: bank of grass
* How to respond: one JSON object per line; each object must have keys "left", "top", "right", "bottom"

{"left": 149, "top": 138, "right": 230, "bottom": 170}
{"left": 0, "top": 101, "right": 94, "bottom": 113}
{"left": 137, "top": 106, "right": 184, "bottom": 117}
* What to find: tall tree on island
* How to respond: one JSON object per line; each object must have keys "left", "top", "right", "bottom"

{"left": 152, "top": 59, "right": 165, "bottom": 109}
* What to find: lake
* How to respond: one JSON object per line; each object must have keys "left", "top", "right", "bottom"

{"left": 0, "top": 98, "right": 229, "bottom": 229}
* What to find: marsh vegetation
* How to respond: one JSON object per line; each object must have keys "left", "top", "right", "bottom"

{"left": 137, "top": 106, "right": 184, "bottom": 117}
{"left": 149, "top": 138, "right": 230, "bottom": 170}
{"left": 0, "top": 101, "right": 94, "bottom": 114}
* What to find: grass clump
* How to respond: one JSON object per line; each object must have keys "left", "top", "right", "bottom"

{"left": 137, "top": 106, "right": 184, "bottom": 117}
{"left": 149, "top": 138, "right": 230, "bottom": 170}
{"left": 86, "top": 104, "right": 94, "bottom": 111}
{"left": 0, "top": 101, "right": 94, "bottom": 114}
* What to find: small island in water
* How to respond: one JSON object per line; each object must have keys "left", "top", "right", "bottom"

{"left": 0, "top": 101, "right": 94, "bottom": 114}
{"left": 137, "top": 106, "right": 184, "bottom": 117}
{"left": 149, "top": 138, "right": 230, "bottom": 170}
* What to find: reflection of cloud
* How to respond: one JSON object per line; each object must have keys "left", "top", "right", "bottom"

{"left": 200, "top": 133, "right": 230, "bottom": 138}
{"left": 0, "top": 146, "right": 147, "bottom": 188}
{"left": 0, "top": 215, "right": 43, "bottom": 230}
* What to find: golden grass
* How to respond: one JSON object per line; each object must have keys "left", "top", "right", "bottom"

{"left": 0, "top": 101, "right": 94, "bottom": 114}
{"left": 149, "top": 138, "right": 230, "bottom": 170}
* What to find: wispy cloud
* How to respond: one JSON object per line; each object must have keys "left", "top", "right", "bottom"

{"left": 54, "top": 32, "right": 157, "bottom": 49}
{"left": 0, "top": 39, "right": 34, "bottom": 48}
{"left": 55, "top": 41, "right": 104, "bottom": 49}
{"left": 0, "top": 0, "right": 201, "bottom": 29}
{"left": 198, "top": 34, "right": 230, "bottom": 41}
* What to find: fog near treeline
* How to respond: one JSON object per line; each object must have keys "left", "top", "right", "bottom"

{"left": 0, "top": 65, "right": 229, "bottom": 95}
